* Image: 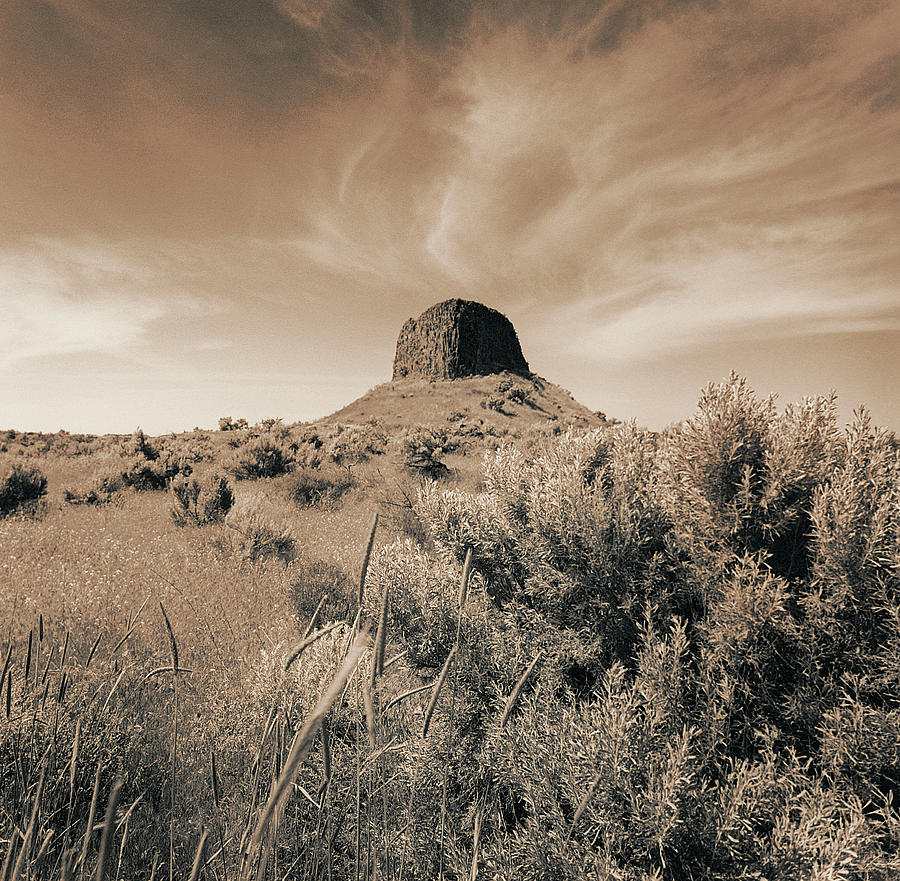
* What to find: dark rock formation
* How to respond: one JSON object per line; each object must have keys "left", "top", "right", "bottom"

{"left": 392, "top": 299, "right": 530, "bottom": 381}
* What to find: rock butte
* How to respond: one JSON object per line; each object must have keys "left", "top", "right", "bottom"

{"left": 392, "top": 299, "right": 530, "bottom": 382}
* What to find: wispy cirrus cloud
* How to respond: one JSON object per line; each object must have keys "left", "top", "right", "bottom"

{"left": 0, "top": 0, "right": 897, "bottom": 431}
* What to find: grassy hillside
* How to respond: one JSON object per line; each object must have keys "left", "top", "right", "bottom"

{"left": 321, "top": 372, "right": 605, "bottom": 434}
{"left": 1, "top": 374, "right": 898, "bottom": 880}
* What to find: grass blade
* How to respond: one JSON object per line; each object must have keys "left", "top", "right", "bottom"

{"left": 0, "top": 644, "right": 12, "bottom": 700}
{"left": 77, "top": 761, "right": 102, "bottom": 879}
{"left": 94, "top": 779, "right": 123, "bottom": 881}
{"left": 250, "top": 630, "right": 369, "bottom": 858}
{"left": 571, "top": 771, "right": 601, "bottom": 832}
{"left": 457, "top": 548, "right": 473, "bottom": 609}
{"left": 302, "top": 594, "right": 327, "bottom": 640}
{"left": 500, "top": 652, "right": 542, "bottom": 729}
{"left": 10, "top": 761, "right": 47, "bottom": 881}
{"left": 210, "top": 751, "right": 221, "bottom": 808}
{"left": 372, "top": 582, "right": 389, "bottom": 680}
{"left": 422, "top": 647, "right": 456, "bottom": 739}
{"left": 84, "top": 634, "right": 102, "bottom": 670}
{"left": 357, "top": 513, "right": 378, "bottom": 610}
{"left": 284, "top": 622, "right": 344, "bottom": 672}
{"left": 382, "top": 682, "right": 435, "bottom": 715}
{"left": 158, "top": 603, "right": 179, "bottom": 673}
{"left": 187, "top": 829, "right": 208, "bottom": 881}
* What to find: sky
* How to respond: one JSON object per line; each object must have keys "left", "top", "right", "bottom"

{"left": 1, "top": 0, "right": 898, "bottom": 434}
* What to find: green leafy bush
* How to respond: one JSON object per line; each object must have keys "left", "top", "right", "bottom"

{"left": 0, "top": 463, "right": 47, "bottom": 515}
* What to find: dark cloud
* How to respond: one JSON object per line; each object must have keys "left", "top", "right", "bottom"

{"left": 849, "top": 51, "right": 900, "bottom": 110}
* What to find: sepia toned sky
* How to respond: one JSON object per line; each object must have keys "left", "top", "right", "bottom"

{"left": 1, "top": 0, "right": 898, "bottom": 434}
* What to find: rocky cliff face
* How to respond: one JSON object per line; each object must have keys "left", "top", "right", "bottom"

{"left": 392, "top": 299, "right": 530, "bottom": 381}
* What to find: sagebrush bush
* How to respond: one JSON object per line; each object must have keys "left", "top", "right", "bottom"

{"left": 170, "top": 471, "right": 234, "bottom": 526}
{"left": 418, "top": 424, "right": 668, "bottom": 651}
{"left": 285, "top": 465, "right": 355, "bottom": 508}
{"left": 324, "top": 421, "right": 388, "bottom": 469}
{"left": 289, "top": 555, "right": 355, "bottom": 624}
{"left": 396, "top": 425, "right": 450, "bottom": 477}
{"left": 4, "top": 372, "right": 900, "bottom": 881}
{"left": 403, "top": 375, "right": 900, "bottom": 879}
{"left": 226, "top": 434, "right": 295, "bottom": 479}
{"left": 365, "top": 538, "right": 468, "bottom": 668}
{"left": 0, "top": 462, "right": 47, "bottom": 515}
{"left": 225, "top": 497, "right": 296, "bottom": 564}
{"left": 121, "top": 453, "right": 187, "bottom": 490}
{"left": 64, "top": 469, "right": 125, "bottom": 505}
{"left": 125, "top": 427, "right": 159, "bottom": 460}
{"left": 65, "top": 452, "right": 187, "bottom": 504}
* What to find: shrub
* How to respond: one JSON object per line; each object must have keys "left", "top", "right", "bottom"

{"left": 325, "top": 422, "right": 388, "bottom": 470}
{"left": 285, "top": 466, "right": 355, "bottom": 508}
{"left": 225, "top": 435, "right": 294, "bottom": 479}
{"left": 290, "top": 556, "right": 356, "bottom": 625}
{"left": 801, "top": 407, "right": 900, "bottom": 688}
{"left": 218, "top": 416, "right": 248, "bottom": 431}
{"left": 656, "top": 374, "right": 843, "bottom": 580}
{"left": 124, "top": 428, "right": 159, "bottom": 460}
{"left": 162, "top": 437, "right": 216, "bottom": 464}
{"left": 505, "top": 385, "right": 532, "bottom": 406}
{"left": 396, "top": 426, "right": 450, "bottom": 478}
{"left": 121, "top": 454, "right": 186, "bottom": 490}
{"left": 0, "top": 463, "right": 47, "bottom": 515}
{"left": 65, "top": 451, "right": 189, "bottom": 505}
{"left": 365, "top": 538, "right": 468, "bottom": 668}
{"left": 64, "top": 470, "right": 125, "bottom": 505}
{"left": 225, "top": 498, "right": 295, "bottom": 564}
{"left": 483, "top": 393, "right": 506, "bottom": 412}
{"left": 417, "top": 424, "right": 668, "bottom": 644}
{"left": 170, "top": 472, "right": 234, "bottom": 526}
{"left": 293, "top": 442, "right": 323, "bottom": 469}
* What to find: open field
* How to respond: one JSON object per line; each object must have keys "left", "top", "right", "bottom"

{"left": 1, "top": 374, "right": 899, "bottom": 880}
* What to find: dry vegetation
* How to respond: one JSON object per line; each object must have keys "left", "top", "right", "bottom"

{"left": 1, "top": 373, "right": 899, "bottom": 880}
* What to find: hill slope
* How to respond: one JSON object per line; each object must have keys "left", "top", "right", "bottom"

{"left": 317, "top": 371, "right": 606, "bottom": 435}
